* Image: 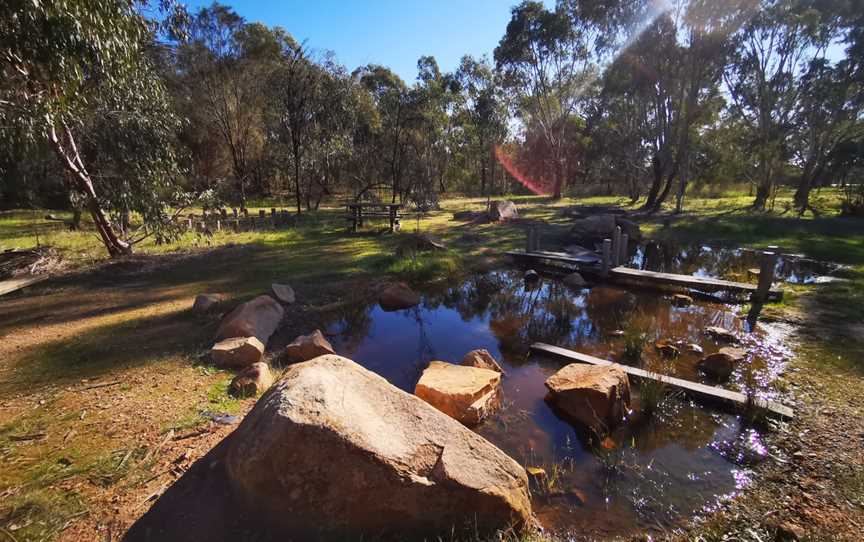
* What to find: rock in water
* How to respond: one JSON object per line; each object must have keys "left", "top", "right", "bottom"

{"left": 563, "top": 272, "right": 587, "bottom": 289}
{"left": 487, "top": 200, "right": 518, "bottom": 221}
{"left": 415, "top": 361, "right": 502, "bottom": 425}
{"left": 216, "top": 295, "right": 284, "bottom": 344}
{"left": 719, "top": 346, "right": 746, "bottom": 362}
{"left": 211, "top": 337, "right": 265, "bottom": 368}
{"left": 271, "top": 283, "right": 295, "bottom": 304}
{"left": 283, "top": 329, "right": 335, "bottom": 363}
{"left": 461, "top": 349, "right": 505, "bottom": 374}
{"left": 378, "top": 282, "right": 421, "bottom": 311}
{"left": 192, "top": 293, "right": 225, "bottom": 313}
{"left": 225, "top": 355, "right": 532, "bottom": 538}
{"left": 698, "top": 351, "right": 737, "bottom": 381}
{"left": 671, "top": 293, "right": 693, "bottom": 307}
{"left": 229, "top": 362, "right": 274, "bottom": 397}
{"left": 545, "top": 364, "right": 631, "bottom": 432}
{"left": 705, "top": 326, "right": 738, "bottom": 343}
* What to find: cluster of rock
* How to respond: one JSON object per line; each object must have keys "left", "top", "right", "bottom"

{"left": 194, "top": 282, "right": 339, "bottom": 398}
{"left": 223, "top": 354, "right": 533, "bottom": 538}
{"left": 651, "top": 324, "right": 747, "bottom": 382}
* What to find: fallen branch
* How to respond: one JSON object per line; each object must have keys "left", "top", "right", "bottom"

{"left": 80, "top": 380, "right": 122, "bottom": 391}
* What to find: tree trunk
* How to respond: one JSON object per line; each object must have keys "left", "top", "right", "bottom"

{"left": 48, "top": 122, "right": 131, "bottom": 257}
{"left": 644, "top": 156, "right": 663, "bottom": 209}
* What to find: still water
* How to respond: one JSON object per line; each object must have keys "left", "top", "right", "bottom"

{"left": 320, "top": 262, "right": 797, "bottom": 538}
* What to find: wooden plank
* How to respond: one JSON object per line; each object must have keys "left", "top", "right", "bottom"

{"left": 530, "top": 342, "right": 794, "bottom": 419}
{"left": 609, "top": 266, "right": 783, "bottom": 299}
{"left": 504, "top": 250, "right": 600, "bottom": 265}
{"left": 0, "top": 274, "right": 49, "bottom": 297}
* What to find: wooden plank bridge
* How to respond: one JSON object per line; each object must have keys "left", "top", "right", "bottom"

{"left": 506, "top": 249, "right": 783, "bottom": 301}
{"left": 531, "top": 342, "right": 794, "bottom": 419}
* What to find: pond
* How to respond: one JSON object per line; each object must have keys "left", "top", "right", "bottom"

{"left": 319, "top": 265, "right": 796, "bottom": 539}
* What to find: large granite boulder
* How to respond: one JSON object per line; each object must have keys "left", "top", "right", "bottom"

{"left": 415, "top": 361, "right": 502, "bottom": 425}
{"left": 545, "top": 364, "right": 631, "bottom": 432}
{"left": 283, "top": 329, "right": 335, "bottom": 363}
{"left": 216, "top": 295, "right": 284, "bottom": 344}
{"left": 570, "top": 214, "right": 641, "bottom": 244}
{"left": 488, "top": 200, "right": 518, "bottom": 221}
{"left": 225, "top": 355, "right": 532, "bottom": 539}
{"left": 211, "top": 336, "right": 265, "bottom": 368}
{"left": 378, "top": 282, "right": 421, "bottom": 311}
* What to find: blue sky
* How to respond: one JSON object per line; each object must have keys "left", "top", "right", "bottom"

{"left": 182, "top": 0, "right": 552, "bottom": 84}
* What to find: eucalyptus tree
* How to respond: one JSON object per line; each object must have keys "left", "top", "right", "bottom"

{"left": 356, "top": 65, "right": 411, "bottom": 202}
{"left": 495, "top": 0, "right": 599, "bottom": 198}
{"left": 723, "top": 0, "right": 836, "bottom": 210}
{"left": 456, "top": 56, "right": 509, "bottom": 196}
{"left": 1, "top": 0, "right": 187, "bottom": 256}
{"left": 176, "top": 5, "right": 288, "bottom": 207}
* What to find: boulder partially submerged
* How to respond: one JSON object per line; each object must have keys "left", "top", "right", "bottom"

{"left": 216, "top": 295, "right": 284, "bottom": 344}
{"left": 545, "top": 364, "right": 631, "bottom": 432}
{"left": 378, "top": 282, "right": 421, "bottom": 311}
{"left": 570, "top": 213, "right": 642, "bottom": 245}
{"left": 415, "top": 361, "right": 502, "bottom": 425}
{"left": 225, "top": 355, "right": 531, "bottom": 538}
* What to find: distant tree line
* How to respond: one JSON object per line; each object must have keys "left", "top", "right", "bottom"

{"left": 1, "top": 0, "right": 862, "bottom": 256}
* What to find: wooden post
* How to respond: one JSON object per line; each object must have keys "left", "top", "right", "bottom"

{"left": 233, "top": 219, "right": 239, "bottom": 232}
{"left": 232, "top": 208, "right": 238, "bottom": 219}
{"left": 612, "top": 226, "right": 622, "bottom": 267}
{"left": 753, "top": 250, "right": 779, "bottom": 303}
{"left": 619, "top": 233, "right": 629, "bottom": 267}
{"left": 187, "top": 218, "right": 192, "bottom": 230}
{"left": 601, "top": 239, "right": 612, "bottom": 278}
{"left": 215, "top": 219, "right": 221, "bottom": 232}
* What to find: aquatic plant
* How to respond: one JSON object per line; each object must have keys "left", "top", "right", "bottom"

{"left": 621, "top": 324, "right": 649, "bottom": 362}
{"left": 639, "top": 357, "right": 670, "bottom": 415}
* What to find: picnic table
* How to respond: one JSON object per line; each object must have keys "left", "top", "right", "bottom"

{"left": 345, "top": 202, "right": 403, "bottom": 233}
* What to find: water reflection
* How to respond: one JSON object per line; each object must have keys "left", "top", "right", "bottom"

{"left": 631, "top": 241, "right": 839, "bottom": 284}
{"left": 323, "top": 270, "right": 793, "bottom": 537}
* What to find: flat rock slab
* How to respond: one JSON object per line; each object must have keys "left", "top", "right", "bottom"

{"left": 545, "top": 364, "right": 631, "bottom": 431}
{"left": 415, "top": 361, "right": 502, "bottom": 425}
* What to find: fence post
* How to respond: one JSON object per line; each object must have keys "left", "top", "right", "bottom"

{"left": 612, "top": 226, "right": 622, "bottom": 267}
{"left": 753, "top": 250, "right": 779, "bottom": 303}
{"left": 619, "top": 233, "right": 629, "bottom": 267}
{"left": 602, "top": 239, "right": 612, "bottom": 278}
